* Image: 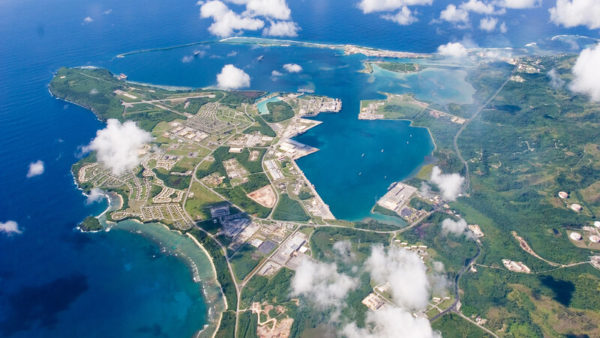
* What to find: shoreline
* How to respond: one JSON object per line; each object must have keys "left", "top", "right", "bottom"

{"left": 115, "top": 220, "right": 226, "bottom": 338}
{"left": 112, "top": 36, "right": 432, "bottom": 60}
{"left": 221, "top": 36, "right": 432, "bottom": 59}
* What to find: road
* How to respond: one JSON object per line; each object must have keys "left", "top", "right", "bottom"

{"left": 181, "top": 68, "right": 517, "bottom": 336}
{"left": 453, "top": 67, "right": 516, "bottom": 193}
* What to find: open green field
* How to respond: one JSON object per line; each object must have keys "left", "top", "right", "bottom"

{"left": 153, "top": 168, "right": 191, "bottom": 190}
{"left": 432, "top": 313, "right": 491, "bottom": 338}
{"left": 185, "top": 182, "right": 224, "bottom": 220}
{"left": 230, "top": 244, "right": 263, "bottom": 281}
{"left": 272, "top": 194, "right": 310, "bottom": 222}
{"left": 263, "top": 101, "right": 294, "bottom": 122}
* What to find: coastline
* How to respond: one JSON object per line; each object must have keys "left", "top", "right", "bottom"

{"left": 70, "top": 152, "right": 225, "bottom": 336}
{"left": 115, "top": 220, "right": 226, "bottom": 338}
{"left": 112, "top": 36, "right": 432, "bottom": 60}
{"left": 221, "top": 36, "right": 432, "bottom": 59}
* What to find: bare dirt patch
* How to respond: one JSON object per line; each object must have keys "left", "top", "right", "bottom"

{"left": 247, "top": 185, "right": 277, "bottom": 208}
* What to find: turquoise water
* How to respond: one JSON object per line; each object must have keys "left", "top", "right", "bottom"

{"left": 256, "top": 96, "right": 282, "bottom": 115}
{"left": 108, "top": 42, "right": 440, "bottom": 220}
{"left": 371, "top": 64, "right": 476, "bottom": 105}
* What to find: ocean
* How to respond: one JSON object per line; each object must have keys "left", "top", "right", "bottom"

{"left": 0, "top": 0, "right": 596, "bottom": 336}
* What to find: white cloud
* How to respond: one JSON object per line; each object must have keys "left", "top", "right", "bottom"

{"left": 382, "top": 6, "right": 418, "bottom": 25}
{"left": 365, "top": 245, "right": 431, "bottom": 310}
{"left": 271, "top": 70, "right": 283, "bottom": 77}
{"left": 441, "top": 218, "right": 470, "bottom": 237}
{"left": 358, "top": 0, "right": 433, "bottom": 14}
{"left": 437, "top": 42, "right": 468, "bottom": 58}
{"left": 343, "top": 306, "right": 441, "bottom": 338}
{"left": 440, "top": 4, "right": 469, "bottom": 24}
{"left": 182, "top": 55, "right": 194, "bottom": 63}
{"left": 83, "top": 119, "right": 152, "bottom": 176}
{"left": 480, "top": 17, "right": 498, "bottom": 31}
{"left": 430, "top": 166, "right": 464, "bottom": 201}
{"left": 0, "top": 221, "right": 22, "bottom": 235}
{"left": 549, "top": 0, "right": 600, "bottom": 29}
{"left": 200, "top": 0, "right": 264, "bottom": 37}
{"left": 433, "top": 261, "right": 445, "bottom": 272}
{"left": 242, "top": 0, "right": 291, "bottom": 20}
{"left": 548, "top": 69, "right": 565, "bottom": 89}
{"left": 500, "top": 21, "right": 507, "bottom": 32}
{"left": 216, "top": 64, "right": 251, "bottom": 89}
{"left": 283, "top": 63, "right": 302, "bottom": 73}
{"left": 343, "top": 246, "right": 442, "bottom": 338}
{"left": 569, "top": 44, "right": 600, "bottom": 101}
{"left": 496, "top": 0, "right": 540, "bottom": 9}
{"left": 461, "top": 0, "right": 499, "bottom": 14}
{"left": 262, "top": 20, "right": 299, "bottom": 37}
{"left": 333, "top": 240, "right": 356, "bottom": 262}
{"left": 83, "top": 16, "right": 93, "bottom": 24}
{"left": 291, "top": 258, "right": 358, "bottom": 307}
{"left": 26, "top": 160, "right": 45, "bottom": 178}
{"left": 86, "top": 188, "right": 106, "bottom": 204}
{"left": 429, "top": 261, "right": 451, "bottom": 297}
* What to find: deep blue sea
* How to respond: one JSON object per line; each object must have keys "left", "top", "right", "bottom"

{"left": 0, "top": 0, "right": 597, "bottom": 336}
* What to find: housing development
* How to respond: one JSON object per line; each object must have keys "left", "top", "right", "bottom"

{"left": 50, "top": 49, "right": 600, "bottom": 338}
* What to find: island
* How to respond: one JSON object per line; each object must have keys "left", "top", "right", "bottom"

{"left": 78, "top": 216, "right": 102, "bottom": 232}
{"left": 50, "top": 43, "right": 600, "bottom": 337}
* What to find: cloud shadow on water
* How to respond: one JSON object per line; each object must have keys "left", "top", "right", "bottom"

{"left": 0, "top": 274, "right": 88, "bottom": 336}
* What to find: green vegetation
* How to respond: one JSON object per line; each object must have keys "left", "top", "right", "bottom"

{"left": 263, "top": 101, "right": 294, "bottom": 122}
{"left": 71, "top": 153, "right": 97, "bottom": 192}
{"left": 126, "top": 109, "right": 181, "bottom": 131}
{"left": 153, "top": 168, "right": 191, "bottom": 190}
{"left": 354, "top": 219, "right": 403, "bottom": 231}
{"left": 409, "top": 197, "right": 434, "bottom": 211}
{"left": 237, "top": 311, "right": 258, "bottom": 338}
{"left": 243, "top": 115, "right": 276, "bottom": 137}
{"left": 150, "top": 184, "right": 162, "bottom": 199}
{"left": 79, "top": 216, "right": 102, "bottom": 232}
{"left": 230, "top": 244, "right": 262, "bottom": 281}
{"left": 376, "top": 62, "right": 423, "bottom": 73}
{"left": 188, "top": 229, "right": 237, "bottom": 310}
{"left": 432, "top": 313, "right": 491, "bottom": 338}
{"left": 50, "top": 67, "right": 124, "bottom": 120}
{"left": 310, "top": 227, "right": 389, "bottom": 263}
{"left": 197, "top": 147, "right": 266, "bottom": 179}
{"left": 220, "top": 91, "right": 264, "bottom": 108}
{"left": 410, "top": 56, "right": 600, "bottom": 336}
{"left": 215, "top": 310, "right": 236, "bottom": 338}
{"left": 241, "top": 269, "right": 294, "bottom": 308}
{"left": 185, "top": 182, "right": 224, "bottom": 220}
{"left": 372, "top": 204, "right": 398, "bottom": 217}
{"left": 272, "top": 194, "right": 309, "bottom": 222}
{"left": 173, "top": 94, "right": 223, "bottom": 114}
{"left": 216, "top": 186, "right": 271, "bottom": 218}
{"left": 110, "top": 185, "right": 130, "bottom": 212}
{"left": 297, "top": 189, "right": 313, "bottom": 200}
{"left": 241, "top": 173, "right": 271, "bottom": 193}
{"left": 401, "top": 212, "right": 478, "bottom": 274}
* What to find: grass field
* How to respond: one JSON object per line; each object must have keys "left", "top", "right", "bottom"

{"left": 272, "top": 194, "right": 310, "bottom": 222}
{"left": 432, "top": 313, "right": 491, "bottom": 338}
{"left": 263, "top": 101, "right": 294, "bottom": 123}
{"left": 230, "top": 244, "right": 262, "bottom": 281}
{"left": 185, "top": 182, "right": 224, "bottom": 220}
